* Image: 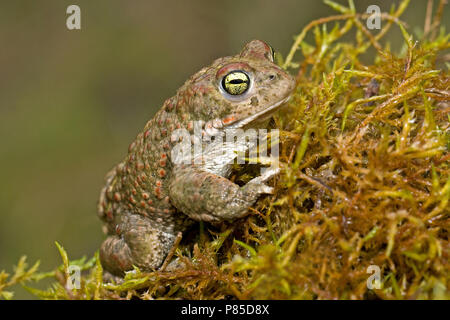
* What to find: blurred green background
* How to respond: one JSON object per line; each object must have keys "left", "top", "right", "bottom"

{"left": 0, "top": 0, "right": 447, "bottom": 298}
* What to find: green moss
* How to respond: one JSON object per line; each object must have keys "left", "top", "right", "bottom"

{"left": 1, "top": 0, "right": 448, "bottom": 300}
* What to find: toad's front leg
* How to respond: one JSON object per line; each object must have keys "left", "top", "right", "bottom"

{"left": 169, "top": 165, "right": 279, "bottom": 223}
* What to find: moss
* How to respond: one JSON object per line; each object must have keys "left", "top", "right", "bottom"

{"left": 1, "top": 0, "right": 449, "bottom": 300}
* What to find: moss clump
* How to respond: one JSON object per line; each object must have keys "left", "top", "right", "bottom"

{"left": 1, "top": 0, "right": 448, "bottom": 300}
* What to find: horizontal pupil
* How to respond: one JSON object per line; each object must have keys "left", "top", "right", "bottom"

{"left": 221, "top": 71, "right": 250, "bottom": 95}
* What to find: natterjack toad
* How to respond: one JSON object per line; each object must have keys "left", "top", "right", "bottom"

{"left": 98, "top": 40, "right": 295, "bottom": 276}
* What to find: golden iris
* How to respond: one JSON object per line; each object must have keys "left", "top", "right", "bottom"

{"left": 222, "top": 71, "right": 250, "bottom": 95}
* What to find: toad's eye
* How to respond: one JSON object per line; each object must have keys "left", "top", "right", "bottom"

{"left": 221, "top": 71, "right": 250, "bottom": 95}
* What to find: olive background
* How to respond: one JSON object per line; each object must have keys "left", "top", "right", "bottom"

{"left": 0, "top": 0, "right": 447, "bottom": 298}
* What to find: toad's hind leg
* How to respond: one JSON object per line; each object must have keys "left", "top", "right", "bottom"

{"left": 99, "top": 212, "right": 168, "bottom": 276}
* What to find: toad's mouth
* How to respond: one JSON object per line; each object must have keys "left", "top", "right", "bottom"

{"left": 201, "top": 94, "right": 292, "bottom": 138}
{"left": 225, "top": 94, "right": 292, "bottom": 129}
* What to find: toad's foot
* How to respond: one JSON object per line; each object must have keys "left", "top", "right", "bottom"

{"left": 246, "top": 166, "right": 281, "bottom": 194}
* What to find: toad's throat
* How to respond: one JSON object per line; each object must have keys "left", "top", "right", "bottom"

{"left": 225, "top": 95, "right": 291, "bottom": 130}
